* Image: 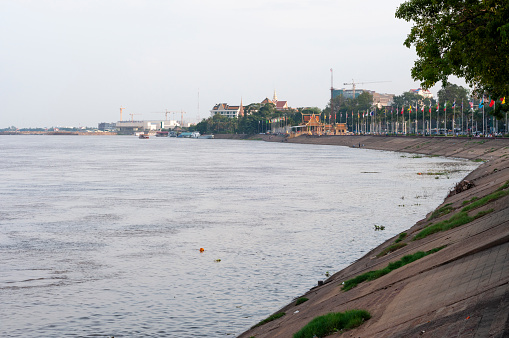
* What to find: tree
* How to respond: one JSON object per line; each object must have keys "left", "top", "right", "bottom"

{"left": 395, "top": 0, "right": 509, "bottom": 115}
{"left": 392, "top": 91, "right": 423, "bottom": 108}
{"left": 437, "top": 83, "right": 469, "bottom": 105}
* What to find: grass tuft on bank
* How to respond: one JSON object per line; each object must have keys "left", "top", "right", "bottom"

{"left": 251, "top": 312, "right": 285, "bottom": 329}
{"left": 416, "top": 180, "right": 508, "bottom": 240}
{"left": 429, "top": 203, "right": 454, "bottom": 220}
{"left": 395, "top": 232, "right": 407, "bottom": 243}
{"left": 295, "top": 297, "right": 308, "bottom": 305}
{"left": 376, "top": 242, "right": 407, "bottom": 258}
{"left": 414, "top": 209, "right": 493, "bottom": 240}
{"left": 342, "top": 247, "right": 445, "bottom": 291}
{"left": 293, "top": 310, "right": 371, "bottom": 338}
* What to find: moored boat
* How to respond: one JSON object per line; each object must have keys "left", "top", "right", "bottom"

{"left": 155, "top": 131, "right": 169, "bottom": 137}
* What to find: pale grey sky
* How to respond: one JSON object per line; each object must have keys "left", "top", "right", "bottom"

{"left": 0, "top": 0, "right": 465, "bottom": 128}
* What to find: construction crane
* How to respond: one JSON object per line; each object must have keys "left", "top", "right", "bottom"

{"left": 150, "top": 110, "right": 172, "bottom": 120}
{"left": 128, "top": 113, "right": 142, "bottom": 122}
{"left": 120, "top": 106, "right": 126, "bottom": 121}
{"left": 343, "top": 79, "right": 391, "bottom": 98}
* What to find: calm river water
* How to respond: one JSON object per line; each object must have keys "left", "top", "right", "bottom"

{"left": 0, "top": 135, "right": 478, "bottom": 337}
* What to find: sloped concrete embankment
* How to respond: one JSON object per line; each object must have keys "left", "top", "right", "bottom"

{"left": 240, "top": 136, "right": 509, "bottom": 338}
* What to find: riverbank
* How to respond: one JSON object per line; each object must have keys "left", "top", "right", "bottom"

{"left": 238, "top": 135, "right": 509, "bottom": 337}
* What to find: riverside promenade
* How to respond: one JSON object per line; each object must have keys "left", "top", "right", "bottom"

{"left": 237, "top": 135, "right": 509, "bottom": 338}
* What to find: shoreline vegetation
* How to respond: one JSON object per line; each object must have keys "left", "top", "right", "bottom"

{"left": 236, "top": 134, "right": 509, "bottom": 338}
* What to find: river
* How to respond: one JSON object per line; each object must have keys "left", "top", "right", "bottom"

{"left": 0, "top": 135, "right": 478, "bottom": 337}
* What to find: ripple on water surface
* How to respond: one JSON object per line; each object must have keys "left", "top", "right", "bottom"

{"left": 0, "top": 136, "right": 479, "bottom": 337}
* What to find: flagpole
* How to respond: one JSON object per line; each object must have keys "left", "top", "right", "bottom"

{"left": 444, "top": 101, "right": 449, "bottom": 136}
{"left": 461, "top": 99, "right": 464, "bottom": 134}
{"left": 453, "top": 102, "right": 456, "bottom": 136}
{"left": 472, "top": 98, "right": 475, "bottom": 135}
{"left": 421, "top": 105, "right": 426, "bottom": 136}
{"left": 483, "top": 99, "right": 485, "bottom": 136}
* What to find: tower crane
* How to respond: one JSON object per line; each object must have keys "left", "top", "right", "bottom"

{"left": 343, "top": 79, "right": 391, "bottom": 98}
{"left": 150, "top": 110, "right": 171, "bottom": 120}
{"left": 128, "top": 113, "right": 142, "bottom": 122}
{"left": 120, "top": 107, "right": 126, "bottom": 121}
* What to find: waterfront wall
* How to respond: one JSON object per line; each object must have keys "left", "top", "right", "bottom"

{"left": 239, "top": 135, "right": 509, "bottom": 337}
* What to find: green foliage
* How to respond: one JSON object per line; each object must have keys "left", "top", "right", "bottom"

{"left": 342, "top": 247, "right": 445, "bottom": 291}
{"left": 395, "top": 232, "right": 407, "bottom": 243}
{"left": 429, "top": 203, "right": 454, "bottom": 220}
{"left": 461, "top": 190, "right": 509, "bottom": 212}
{"left": 376, "top": 242, "right": 407, "bottom": 258}
{"left": 295, "top": 297, "right": 309, "bottom": 306}
{"left": 462, "top": 196, "right": 479, "bottom": 206}
{"left": 293, "top": 310, "right": 371, "bottom": 338}
{"left": 325, "top": 91, "right": 374, "bottom": 116}
{"left": 251, "top": 312, "right": 285, "bottom": 329}
{"left": 414, "top": 209, "right": 493, "bottom": 240}
{"left": 392, "top": 91, "right": 426, "bottom": 108}
{"left": 437, "top": 83, "right": 469, "bottom": 107}
{"left": 395, "top": 0, "right": 509, "bottom": 117}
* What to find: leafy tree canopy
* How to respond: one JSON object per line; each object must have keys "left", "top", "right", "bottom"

{"left": 437, "top": 83, "right": 469, "bottom": 105}
{"left": 325, "top": 92, "right": 374, "bottom": 114}
{"left": 392, "top": 91, "right": 425, "bottom": 108}
{"left": 395, "top": 0, "right": 509, "bottom": 100}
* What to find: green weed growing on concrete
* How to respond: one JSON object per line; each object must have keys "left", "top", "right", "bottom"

{"left": 414, "top": 209, "right": 493, "bottom": 240}
{"left": 395, "top": 232, "right": 407, "bottom": 243}
{"left": 293, "top": 310, "right": 371, "bottom": 338}
{"left": 429, "top": 203, "right": 454, "bottom": 220}
{"left": 461, "top": 190, "right": 508, "bottom": 212}
{"left": 342, "top": 247, "right": 445, "bottom": 291}
{"left": 295, "top": 297, "right": 308, "bottom": 306}
{"left": 462, "top": 196, "right": 479, "bottom": 206}
{"left": 376, "top": 242, "right": 407, "bottom": 258}
{"left": 251, "top": 312, "right": 285, "bottom": 329}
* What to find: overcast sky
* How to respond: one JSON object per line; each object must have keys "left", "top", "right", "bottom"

{"left": 0, "top": 0, "right": 466, "bottom": 128}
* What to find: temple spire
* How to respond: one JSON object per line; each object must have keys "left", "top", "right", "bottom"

{"left": 239, "top": 97, "right": 244, "bottom": 117}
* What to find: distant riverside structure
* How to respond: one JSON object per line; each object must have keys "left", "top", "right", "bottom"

{"left": 115, "top": 120, "right": 180, "bottom": 135}
{"left": 332, "top": 88, "right": 395, "bottom": 108}
{"left": 210, "top": 103, "right": 243, "bottom": 118}
{"left": 98, "top": 122, "right": 116, "bottom": 131}
{"left": 261, "top": 90, "right": 292, "bottom": 111}
{"left": 210, "top": 91, "right": 294, "bottom": 119}
{"left": 409, "top": 88, "right": 434, "bottom": 99}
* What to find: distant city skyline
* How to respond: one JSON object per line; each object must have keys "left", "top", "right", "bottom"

{"left": 0, "top": 0, "right": 467, "bottom": 128}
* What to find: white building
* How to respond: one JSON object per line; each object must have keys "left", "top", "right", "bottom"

{"left": 410, "top": 88, "right": 434, "bottom": 99}
{"left": 210, "top": 103, "right": 242, "bottom": 118}
{"left": 116, "top": 120, "right": 180, "bottom": 134}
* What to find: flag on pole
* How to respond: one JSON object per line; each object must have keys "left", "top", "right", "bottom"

{"left": 489, "top": 98, "right": 495, "bottom": 107}
{"left": 452, "top": 100, "right": 456, "bottom": 108}
{"left": 436, "top": 102, "right": 440, "bottom": 111}
{"left": 443, "top": 102, "right": 447, "bottom": 111}
{"left": 469, "top": 101, "right": 473, "bottom": 109}
{"left": 479, "top": 97, "right": 484, "bottom": 108}
{"left": 401, "top": 106, "right": 404, "bottom": 115}
{"left": 501, "top": 97, "right": 506, "bottom": 104}
{"left": 408, "top": 105, "right": 412, "bottom": 111}
{"left": 421, "top": 105, "right": 425, "bottom": 112}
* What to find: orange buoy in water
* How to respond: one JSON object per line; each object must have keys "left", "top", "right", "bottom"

{"left": 199, "top": 248, "right": 205, "bottom": 252}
